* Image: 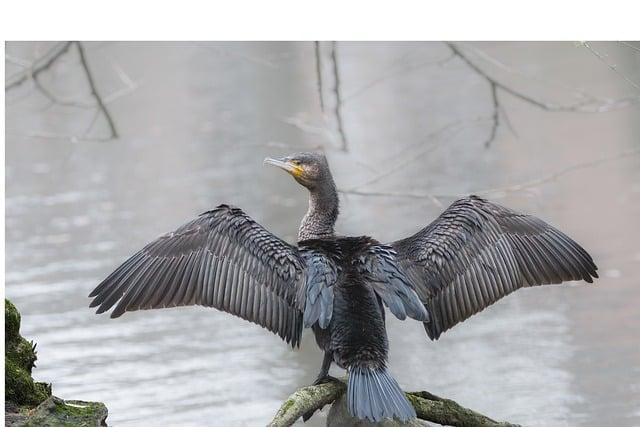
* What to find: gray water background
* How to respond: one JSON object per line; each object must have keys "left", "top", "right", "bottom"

{"left": 5, "top": 41, "right": 640, "bottom": 426}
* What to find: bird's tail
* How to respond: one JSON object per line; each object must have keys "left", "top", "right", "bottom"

{"left": 347, "top": 365, "right": 415, "bottom": 422}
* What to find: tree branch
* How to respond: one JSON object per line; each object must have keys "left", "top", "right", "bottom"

{"left": 268, "top": 379, "right": 520, "bottom": 427}
{"left": 447, "top": 42, "right": 640, "bottom": 113}
{"left": 6, "top": 41, "right": 125, "bottom": 141}
{"left": 486, "top": 82, "right": 500, "bottom": 147}
{"left": 342, "top": 52, "right": 455, "bottom": 104}
{"left": 407, "top": 391, "right": 520, "bottom": 427}
{"left": 75, "top": 41, "right": 118, "bottom": 139}
{"left": 314, "top": 41, "right": 325, "bottom": 113}
{"left": 340, "top": 147, "right": 640, "bottom": 203}
{"left": 5, "top": 42, "right": 73, "bottom": 90}
{"left": 267, "top": 380, "right": 346, "bottom": 427}
{"left": 445, "top": 42, "right": 640, "bottom": 148}
{"left": 618, "top": 41, "right": 640, "bottom": 54}
{"left": 331, "top": 41, "right": 348, "bottom": 151}
{"left": 581, "top": 41, "right": 640, "bottom": 92}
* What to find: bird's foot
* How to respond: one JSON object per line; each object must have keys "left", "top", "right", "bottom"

{"left": 302, "top": 376, "right": 341, "bottom": 422}
{"left": 312, "top": 374, "right": 340, "bottom": 386}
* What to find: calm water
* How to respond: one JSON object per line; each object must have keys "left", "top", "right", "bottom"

{"left": 5, "top": 41, "right": 640, "bottom": 426}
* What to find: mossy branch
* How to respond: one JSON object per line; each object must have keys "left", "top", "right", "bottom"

{"left": 267, "top": 380, "right": 346, "bottom": 427}
{"left": 407, "top": 391, "right": 520, "bottom": 427}
{"left": 268, "top": 379, "right": 520, "bottom": 427}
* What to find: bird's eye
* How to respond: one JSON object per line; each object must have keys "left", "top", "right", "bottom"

{"left": 291, "top": 160, "right": 301, "bottom": 166}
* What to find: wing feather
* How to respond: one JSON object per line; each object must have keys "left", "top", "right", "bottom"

{"left": 390, "top": 196, "right": 598, "bottom": 340}
{"left": 89, "top": 204, "right": 307, "bottom": 347}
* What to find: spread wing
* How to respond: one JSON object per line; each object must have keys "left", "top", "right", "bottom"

{"left": 390, "top": 196, "right": 598, "bottom": 340}
{"left": 89, "top": 204, "right": 306, "bottom": 347}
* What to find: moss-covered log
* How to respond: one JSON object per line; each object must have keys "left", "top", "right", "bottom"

{"left": 268, "top": 378, "right": 521, "bottom": 427}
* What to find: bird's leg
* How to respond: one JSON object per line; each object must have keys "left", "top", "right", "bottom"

{"left": 303, "top": 352, "right": 338, "bottom": 422}
{"left": 312, "top": 351, "right": 338, "bottom": 385}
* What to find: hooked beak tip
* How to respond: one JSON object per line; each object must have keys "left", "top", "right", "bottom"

{"left": 264, "top": 157, "right": 300, "bottom": 176}
{"left": 264, "top": 157, "right": 287, "bottom": 168}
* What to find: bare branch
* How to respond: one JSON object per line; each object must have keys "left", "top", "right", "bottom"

{"left": 314, "top": 41, "right": 325, "bottom": 113}
{"left": 340, "top": 148, "right": 640, "bottom": 204}
{"left": 446, "top": 42, "right": 640, "bottom": 114}
{"left": 192, "top": 42, "right": 278, "bottom": 68}
{"left": 5, "top": 42, "right": 73, "bottom": 90}
{"left": 407, "top": 391, "right": 520, "bottom": 427}
{"left": 17, "top": 130, "right": 113, "bottom": 143}
{"left": 582, "top": 41, "right": 640, "bottom": 92}
{"left": 348, "top": 116, "right": 491, "bottom": 192}
{"left": 461, "top": 43, "right": 604, "bottom": 105}
{"left": 342, "top": 52, "right": 455, "bottom": 104}
{"left": 485, "top": 82, "right": 500, "bottom": 147}
{"left": 331, "top": 41, "right": 348, "bottom": 151}
{"left": 618, "top": 41, "right": 640, "bottom": 54}
{"left": 75, "top": 41, "right": 118, "bottom": 139}
{"left": 473, "top": 147, "right": 640, "bottom": 196}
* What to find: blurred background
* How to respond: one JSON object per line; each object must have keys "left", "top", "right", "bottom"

{"left": 5, "top": 41, "right": 640, "bottom": 426}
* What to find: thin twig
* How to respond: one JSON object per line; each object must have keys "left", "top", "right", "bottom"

{"left": 461, "top": 43, "right": 607, "bottom": 106}
{"left": 314, "top": 41, "right": 325, "bottom": 113}
{"left": 18, "top": 130, "right": 113, "bottom": 143}
{"left": 485, "top": 82, "right": 500, "bottom": 147}
{"left": 618, "top": 41, "right": 640, "bottom": 54}
{"left": 340, "top": 148, "right": 640, "bottom": 203}
{"left": 331, "top": 41, "right": 348, "bottom": 151}
{"left": 342, "top": 52, "right": 455, "bottom": 104}
{"left": 446, "top": 42, "right": 640, "bottom": 113}
{"left": 474, "top": 147, "right": 640, "bottom": 196}
{"left": 348, "top": 117, "right": 491, "bottom": 192}
{"left": 5, "top": 41, "right": 73, "bottom": 90}
{"left": 582, "top": 41, "right": 640, "bottom": 92}
{"left": 75, "top": 41, "right": 118, "bottom": 139}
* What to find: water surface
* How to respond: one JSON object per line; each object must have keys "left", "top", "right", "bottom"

{"left": 5, "top": 41, "right": 640, "bottom": 426}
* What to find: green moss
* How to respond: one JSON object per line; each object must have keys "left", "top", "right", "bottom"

{"left": 5, "top": 299, "right": 51, "bottom": 407}
{"left": 5, "top": 299, "right": 108, "bottom": 426}
{"left": 53, "top": 399, "right": 104, "bottom": 417}
{"left": 281, "top": 398, "right": 296, "bottom": 413}
{"left": 21, "top": 397, "right": 108, "bottom": 427}
{"left": 5, "top": 299, "right": 21, "bottom": 343}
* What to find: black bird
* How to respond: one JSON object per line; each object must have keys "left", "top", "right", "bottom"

{"left": 89, "top": 152, "right": 598, "bottom": 423}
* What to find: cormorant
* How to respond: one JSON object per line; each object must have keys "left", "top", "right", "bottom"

{"left": 89, "top": 152, "right": 598, "bottom": 423}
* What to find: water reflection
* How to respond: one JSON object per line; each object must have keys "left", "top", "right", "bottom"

{"left": 5, "top": 41, "right": 640, "bottom": 426}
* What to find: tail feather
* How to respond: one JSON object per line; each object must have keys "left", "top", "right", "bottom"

{"left": 347, "top": 366, "right": 416, "bottom": 422}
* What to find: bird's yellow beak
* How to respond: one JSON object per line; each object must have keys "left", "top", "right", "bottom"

{"left": 264, "top": 157, "right": 304, "bottom": 178}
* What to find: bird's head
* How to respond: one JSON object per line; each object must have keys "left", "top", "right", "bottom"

{"left": 264, "top": 152, "right": 333, "bottom": 190}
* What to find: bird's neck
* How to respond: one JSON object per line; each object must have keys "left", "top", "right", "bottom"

{"left": 298, "top": 180, "right": 339, "bottom": 241}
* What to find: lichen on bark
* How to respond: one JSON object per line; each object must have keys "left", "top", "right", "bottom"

{"left": 268, "top": 378, "right": 522, "bottom": 427}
